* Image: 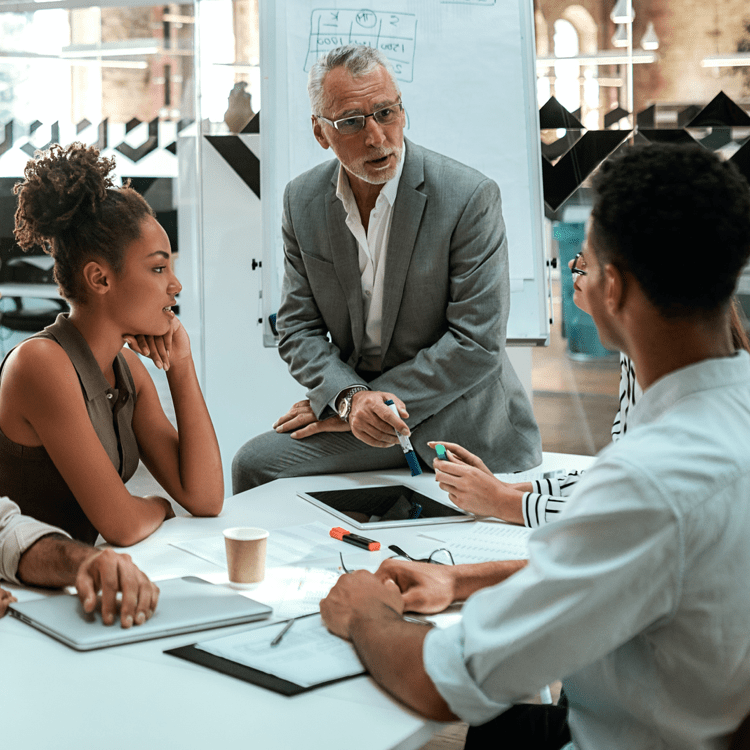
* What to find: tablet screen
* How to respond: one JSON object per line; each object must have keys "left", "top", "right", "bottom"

{"left": 303, "top": 485, "right": 468, "bottom": 526}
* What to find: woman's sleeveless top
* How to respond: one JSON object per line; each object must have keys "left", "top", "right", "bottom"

{"left": 0, "top": 314, "right": 140, "bottom": 545}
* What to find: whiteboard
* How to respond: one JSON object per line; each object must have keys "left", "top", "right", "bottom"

{"left": 260, "top": 0, "right": 548, "bottom": 345}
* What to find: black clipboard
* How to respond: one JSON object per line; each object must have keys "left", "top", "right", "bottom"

{"left": 165, "top": 643, "right": 367, "bottom": 696}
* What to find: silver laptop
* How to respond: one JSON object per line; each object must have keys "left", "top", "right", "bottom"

{"left": 9, "top": 576, "right": 272, "bottom": 651}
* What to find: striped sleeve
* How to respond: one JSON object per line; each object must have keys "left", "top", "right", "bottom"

{"left": 521, "top": 471, "right": 585, "bottom": 528}
{"left": 523, "top": 356, "right": 641, "bottom": 529}
{"left": 611, "top": 354, "right": 640, "bottom": 442}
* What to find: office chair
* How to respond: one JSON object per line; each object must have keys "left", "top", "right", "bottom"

{"left": 0, "top": 246, "right": 68, "bottom": 352}
{"left": 729, "top": 709, "right": 750, "bottom": 750}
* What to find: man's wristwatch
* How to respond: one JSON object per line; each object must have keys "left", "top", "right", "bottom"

{"left": 337, "top": 386, "right": 369, "bottom": 422}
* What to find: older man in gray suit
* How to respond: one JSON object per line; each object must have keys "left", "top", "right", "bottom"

{"left": 232, "top": 45, "right": 541, "bottom": 493}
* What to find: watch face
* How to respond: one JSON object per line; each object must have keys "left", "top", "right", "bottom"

{"left": 338, "top": 398, "right": 349, "bottom": 419}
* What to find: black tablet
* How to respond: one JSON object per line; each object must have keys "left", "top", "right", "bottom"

{"left": 297, "top": 485, "right": 473, "bottom": 529}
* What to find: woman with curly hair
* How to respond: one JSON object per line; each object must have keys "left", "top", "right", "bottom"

{"left": 0, "top": 142, "right": 223, "bottom": 546}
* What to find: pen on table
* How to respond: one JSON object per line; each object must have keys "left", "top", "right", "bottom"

{"left": 330, "top": 527, "right": 381, "bottom": 551}
{"left": 270, "top": 618, "right": 296, "bottom": 647}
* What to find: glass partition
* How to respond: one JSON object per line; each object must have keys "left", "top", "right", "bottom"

{"left": 534, "top": 0, "right": 750, "bottom": 456}
{"left": 0, "top": 0, "right": 261, "bottom": 365}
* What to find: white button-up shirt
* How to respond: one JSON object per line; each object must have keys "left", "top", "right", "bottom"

{"left": 424, "top": 351, "right": 750, "bottom": 748}
{"left": 336, "top": 144, "right": 405, "bottom": 372}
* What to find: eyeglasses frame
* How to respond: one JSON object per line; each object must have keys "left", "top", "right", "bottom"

{"left": 316, "top": 100, "right": 403, "bottom": 134}
{"left": 571, "top": 251, "right": 588, "bottom": 277}
{"left": 387, "top": 544, "right": 455, "bottom": 566}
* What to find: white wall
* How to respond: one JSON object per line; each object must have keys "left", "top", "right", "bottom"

{"left": 178, "top": 133, "right": 303, "bottom": 490}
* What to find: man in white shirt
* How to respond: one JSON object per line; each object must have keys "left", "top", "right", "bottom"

{"left": 319, "top": 143, "right": 750, "bottom": 749}
{"left": 232, "top": 44, "right": 541, "bottom": 492}
{"left": 0, "top": 496, "right": 159, "bottom": 627}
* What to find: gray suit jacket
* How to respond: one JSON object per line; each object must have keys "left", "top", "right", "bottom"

{"left": 277, "top": 139, "right": 541, "bottom": 472}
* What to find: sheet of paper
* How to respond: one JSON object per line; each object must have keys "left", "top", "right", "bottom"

{"left": 195, "top": 566, "right": 342, "bottom": 620}
{"left": 196, "top": 614, "right": 365, "bottom": 688}
{"left": 170, "top": 522, "right": 355, "bottom": 570}
{"left": 493, "top": 467, "right": 567, "bottom": 484}
{"left": 418, "top": 522, "right": 531, "bottom": 563}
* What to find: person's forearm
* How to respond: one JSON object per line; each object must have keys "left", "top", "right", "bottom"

{"left": 452, "top": 560, "right": 527, "bottom": 601}
{"left": 166, "top": 356, "right": 224, "bottom": 515}
{"left": 101, "top": 494, "right": 172, "bottom": 547}
{"left": 488, "top": 483, "right": 526, "bottom": 525}
{"left": 278, "top": 329, "right": 360, "bottom": 417}
{"left": 16, "top": 534, "right": 95, "bottom": 588}
{"left": 349, "top": 605, "right": 457, "bottom": 721}
{"left": 510, "top": 482, "right": 533, "bottom": 493}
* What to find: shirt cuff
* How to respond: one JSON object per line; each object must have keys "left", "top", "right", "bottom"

{"left": 0, "top": 501, "right": 70, "bottom": 585}
{"left": 531, "top": 472, "right": 584, "bottom": 497}
{"left": 522, "top": 492, "right": 572, "bottom": 528}
{"left": 423, "top": 623, "right": 512, "bottom": 725}
{"left": 522, "top": 492, "right": 543, "bottom": 528}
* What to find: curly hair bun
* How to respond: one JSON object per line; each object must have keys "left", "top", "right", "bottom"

{"left": 13, "top": 142, "right": 117, "bottom": 251}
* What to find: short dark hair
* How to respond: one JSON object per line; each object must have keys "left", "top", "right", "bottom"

{"left": 13, "top": 142, "right": 154, "bottom": 303}
{"left": 590, "top": 144, "right": 750, "bottom": 318}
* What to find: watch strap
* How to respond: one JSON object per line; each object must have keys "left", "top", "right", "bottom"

{"left": 338, "top": 386, "right": 369, "bottom": 422}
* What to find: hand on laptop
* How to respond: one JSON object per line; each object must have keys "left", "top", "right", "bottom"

{"left": 14, "top": 533, "right": 159, "bottom": 628}
{"left": 76, "top": 549, "right": 160, "bottom": 628}
{"left": 0, "top": 585, "right": 18, "bottom": 618}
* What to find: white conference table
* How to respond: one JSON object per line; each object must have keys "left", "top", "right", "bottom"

{"left": 1, "top": 451, "right": 593, "bottom": 750}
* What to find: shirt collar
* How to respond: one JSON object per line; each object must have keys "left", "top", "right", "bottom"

{"left": 48, "top": 313, "right": 133, "bottom": 402}
{"left": 630, "top": 350, "right": 750, "bottom": 430}
{"left": 336, "top": 141, "right": 406, "bottom": 214}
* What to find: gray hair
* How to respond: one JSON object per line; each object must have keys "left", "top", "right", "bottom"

{"left": 308, "top": 45, "right": 401, "bottom": 116}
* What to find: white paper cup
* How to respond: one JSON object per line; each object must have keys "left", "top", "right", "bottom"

{"left": 223, "top": 527, "right": 269, "bottom": 585}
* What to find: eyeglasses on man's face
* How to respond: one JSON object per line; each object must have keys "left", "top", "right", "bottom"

{"left": 316, "top": 101, "right": 403, "bottom": 135}
{"left": 571, "top": 251, "right": 588, "bottom": 277}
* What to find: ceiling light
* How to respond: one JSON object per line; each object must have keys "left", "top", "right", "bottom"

{"left": 612, "top": 24, "right": 629, "bottom": 48}
{"left": 641, "top": 21, "right": 659, "bottom": 51}
{"left": 611, "top": 0, "right": 635, "bottom": 24}
{"left": 701, "top": 53, "right": 750, "bottom": 68}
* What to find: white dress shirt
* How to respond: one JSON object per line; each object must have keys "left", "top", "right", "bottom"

{"left": 336, "top": 143, "right": 406, "bottom": 372}
{"left": 0, "top": 496, "right": 69, "bottom": 584}
{"left": 521, "top": 354, "right": 642, "bottom": 527}
{"left": 425, "top": 351, "right": 750, "bottom": 748}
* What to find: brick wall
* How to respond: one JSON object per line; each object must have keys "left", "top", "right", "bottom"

{"left": 536, "top": 0, "right": 750, "bottom": 117}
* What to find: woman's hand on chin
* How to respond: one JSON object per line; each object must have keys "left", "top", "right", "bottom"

{"left": 123, "top": 313, "right": 190, "bottom": 371}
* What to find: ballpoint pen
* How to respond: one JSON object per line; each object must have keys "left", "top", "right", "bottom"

{"left": 270, "top": 618, "right": 296, "bottom": 647}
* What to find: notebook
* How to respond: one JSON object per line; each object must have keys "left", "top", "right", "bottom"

{"left": 9, "top": 575, "right": 272, "bottom": 651}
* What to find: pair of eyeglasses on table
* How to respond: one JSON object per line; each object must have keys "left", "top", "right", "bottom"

{"left": 337, "top": 547, "right": 454, "bottom": 627}
{"left": 338, "top": 545, "right": 455, "bottom": 574}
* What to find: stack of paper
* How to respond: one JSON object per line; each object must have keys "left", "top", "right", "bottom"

{"left": 418, "top": 522, "right": 531, "bottom": 564}
{"left": 196, "top": 614, "right": 365, "bottom": 688}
